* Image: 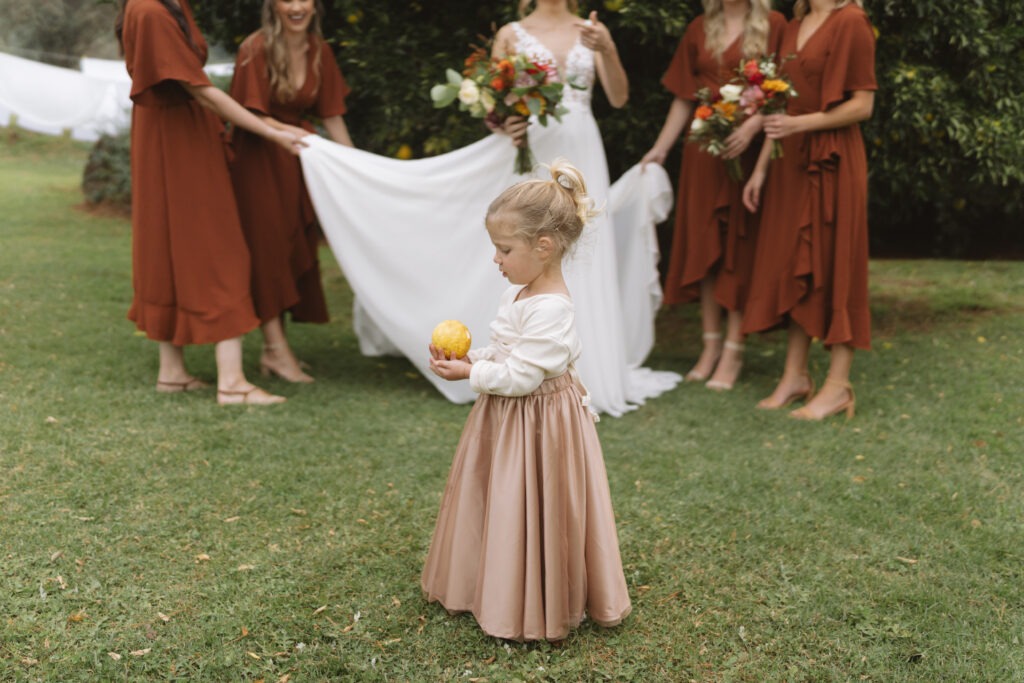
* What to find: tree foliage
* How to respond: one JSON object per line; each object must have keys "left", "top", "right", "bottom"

{"left": 0, "top": 0, "right": 115, "bottom": 67}
{"left": 181, "top": 1, "right": 1024, "bottom": 255}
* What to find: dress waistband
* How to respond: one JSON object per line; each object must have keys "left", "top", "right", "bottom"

{"left": 528, "top": 368, "right": 600, "bottom": 421}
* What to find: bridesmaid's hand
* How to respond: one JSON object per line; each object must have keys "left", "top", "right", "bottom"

{"left": 722, "top": 114, "right": 762, "bottom": 159}
{"left": 640, "top": 146, "right": 668, "bottom": 167}
{"left": 428, "top": 344, "right": 472, "bottom": 381}
{"left": 268, "top": 128, "right": 307, "bottom": 156}
{"left": 579, "top": 12, "right": 615, "bottom": 54}
{"left": 742, "top": 167, "right": 767, "bottom": 213}
{"left": 763, "top": 113, "right": 802, "bottom": 140}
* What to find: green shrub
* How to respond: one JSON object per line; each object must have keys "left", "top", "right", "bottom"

{"left": 178, "top": 1, "right": 1024, "bottom": 256}
{"left": 81, "top": 130, "right": 131, "bottom": 212}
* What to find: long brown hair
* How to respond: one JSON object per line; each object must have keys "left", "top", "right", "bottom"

{"left": 115, "top": 0, "right": 198, "bottom": 54}
{"left": 254, "top": 0, "right": 327, "bottom": 102}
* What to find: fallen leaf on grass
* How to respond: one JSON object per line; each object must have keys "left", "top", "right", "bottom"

{"left": 482, "top": 656, "right": 496, "bottom": 665}
{"left": 247, "top": 652, "right": 261, "bottom": 660}
{"left": 67, "top": 610, "right": 87, "bottom": 623}
{"left": 312, "top": 605, "right": 327, "bottom": 616}
{"left": 50, "top": 551, "right": 63, "bottom": 562}
{"left": 130, "top": 648, "right": 151, "bottom": 657}
{"left": 195, "top": 554, "right": 211, "bottom": 562}
{"left": 224, "top": 516, "right": 241, "bottom": 523}
{"left": 237, "top": 564, "right": 255, "bottom": 571}
{"left": 290, "top": 509, "right": 307, "bottom": 516}
{"left": 107, "top": 652, "right": 121, "bottom": 661}
{"left": 896, "top": 556, "right": 918, "bottom": 565}
{"left": 157, "top": 612, "right": 171, "bottom": 622}
{"left": 45, "top": 416, "right": 58, "bottom": 424}
{"left": 391, "top": 597, "right": 401, "bottom": 607}
{"left": 21, "top": 657, "right": 39, "bottom": 666}
{"left": 279, "top": 675, "right": 292, "bottom": 683}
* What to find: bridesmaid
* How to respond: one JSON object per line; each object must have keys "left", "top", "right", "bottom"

{"left": 642, "top": 0, "right": 786, "bottom": 390}
{"left": 741, "top": 0, "right": 876, "bottom": 419}
{"left": 230, "top": 0, "right": 354, "bottom": 383}
{"left": 116, "top": 0, "right": 303, "bottom": 405}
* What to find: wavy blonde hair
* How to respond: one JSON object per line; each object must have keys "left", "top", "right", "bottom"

{"left": 518, "top": 0, "right": 579, "bottom": 17}
{"left": 793, "top": 0, "right": 863, "bottom": 19}
{"left": 256, "top": 0, "right": 326, "bottom": 102}
{"left": 487, "top": 159, "right": 597, "bottom": 258}
{"left": 702, "top": 0, "right": 773, "bottom": 60}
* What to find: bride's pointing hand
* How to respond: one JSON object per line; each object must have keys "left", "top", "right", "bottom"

{"left": 579, "top": 12, "right": 614, "bottom": 54}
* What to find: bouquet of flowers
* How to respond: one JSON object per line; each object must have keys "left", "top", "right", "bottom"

{"left": 688, "top": 83, "right": 747, "bottom": 181}
{"left": 431, "top": 47, "right": 569, "bottom": 174}
{"left": 735, "top": 54, "right": 798, "bottom": 159}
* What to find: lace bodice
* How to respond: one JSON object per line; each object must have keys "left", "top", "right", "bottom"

{"left": 511, "top": 22, "right": 594, "bottom": 109}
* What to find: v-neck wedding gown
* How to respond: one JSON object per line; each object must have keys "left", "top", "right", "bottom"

{"left": 300, "top": 22, "right": 680, "bottom": 416}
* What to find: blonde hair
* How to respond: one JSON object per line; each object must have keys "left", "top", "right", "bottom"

{"left": 257, "top": 0, "right": 326, "bottom": 102}
{"left": 487, "top": 159, "right": 597, "bottom": 258}
{"left": 702, "top": 0, "right": 773, "bottom": 60}
{"left": 518, "top": 0, "right": 579, "bottom": 18}
{"left": 793, "top": 0, "right": 863, "bottom": 19}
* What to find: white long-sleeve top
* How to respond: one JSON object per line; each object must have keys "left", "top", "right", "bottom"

{"left": 468, "top": 285, "right": 582, "bottom": 397}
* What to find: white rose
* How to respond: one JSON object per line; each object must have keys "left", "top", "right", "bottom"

{"left": 690, "top": 118, "right": 706, "bottom": 132}
{"left": 719, "top": 84, "right": 743, "bottom": 103}
{"left": 457, "top": 79, "right": 480, "bottom": 106}
{"left": 762, "top": 62, "right": 777, "bottom": 78}
{"left": 480, "top": 89, "right": 496, "bottom": 113}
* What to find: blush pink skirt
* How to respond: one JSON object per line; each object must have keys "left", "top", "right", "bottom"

{"left": 421, "top": 372, "right": 631, "bottom": 641}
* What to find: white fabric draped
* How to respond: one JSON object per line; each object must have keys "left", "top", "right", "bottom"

{"left": 0, "top": 52, "right": 232, "bottom": 141}
{"left": 300, "top": 112, "right": 680, "bottom": 416}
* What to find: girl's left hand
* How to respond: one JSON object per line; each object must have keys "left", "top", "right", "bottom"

{"left": 579, "top": 12, "right": 615, "bottom": 54}
{"left": 763, "top": 113, "right": 802, "bottom": 140}
{"left": 428, "top": 344, "right": 472, "bottom": 381}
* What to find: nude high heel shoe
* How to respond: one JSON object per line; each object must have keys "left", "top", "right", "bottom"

{"left": 705, "top": 340, "right": 744, "bottom": 391}
{"left": 686, "top": 331, "right": 722, "bottom": 382}
{"left": 755, "top": 373, "right": 815, "bottom": 410}
{"left": 790, "top": 378, "right": 855, "bottom": 421}
{"left": 260, "top": 344, "right": 314, "bottom": 384}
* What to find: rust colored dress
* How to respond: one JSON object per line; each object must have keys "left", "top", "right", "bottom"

{"left": 741, "top": 6, "right": 877, "bottom": 349}
{"left": 229, "top": 32, "right": 350, "bottom": 324}
{"left": 122, "top": 0, "right": 258, "bottom": 345}
{"left": 660, "top": 12, "right": 786, "bottom": 309}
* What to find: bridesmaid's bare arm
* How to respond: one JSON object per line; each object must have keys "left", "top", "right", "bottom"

{"left": 182, "top": 83, "right": 304, "bottom": 154}
{"left": 763, "top": 90, "right": 875, "bottom": 140}
{"left": 322, "top": 115, "right": 354, "bottom": 147}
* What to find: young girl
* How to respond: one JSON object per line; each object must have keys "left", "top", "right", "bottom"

{"left": 641, "top": 0, "right": 785, "bottom": 390}
{"left": 230, "top": 0, "right": 354, "bottom": 383}
{"left": 421, "top": 160, "right": 631, "bottom": 642}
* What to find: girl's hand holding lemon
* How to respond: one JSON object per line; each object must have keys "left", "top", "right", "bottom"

{"left": 429, "top": 320, "right": 473, "bottom": 381}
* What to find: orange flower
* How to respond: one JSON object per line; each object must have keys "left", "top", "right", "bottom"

{"left": 695, "top": 105, "right": 713, "bottom": 120}
{"left": 713, "top": 100, "right": 738, "bottom": 120}
{"left": 490, "top": 77, "right": 506, "bottom": 91}
{"left": 514, "top": 101, "right": 530, "bottom": 116}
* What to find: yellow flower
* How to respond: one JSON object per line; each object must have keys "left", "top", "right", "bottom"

{"left": 713, "top": 100, "right": 738, "bottom": 120}
{"left": 395, "top": 144, "right": 413, "bottom": 160}
{"left": 515, "top": 101, "right": 531, "bottom": 116}
{"left": 347, "top": 10, "right": 363, "bottom": 24}
{"left": 762, "top": 79, "right": 790, "bottom": 93}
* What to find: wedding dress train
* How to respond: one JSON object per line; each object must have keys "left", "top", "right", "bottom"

{"left": 300, "top": 22, "right": 680, "bottom": 416}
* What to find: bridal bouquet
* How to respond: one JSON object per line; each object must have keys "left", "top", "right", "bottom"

{"left": 431, "top": 47, "right": 569, "bottom": 174}
{"left": 735, "top": 55, "right": 798, "bottom": 159}
{"left": 688, "top": 83, "right": 747, "bottom": 181}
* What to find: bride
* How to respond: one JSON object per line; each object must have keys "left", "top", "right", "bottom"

{"left": 300, "top": 0, "right": 680, "bottom": 416}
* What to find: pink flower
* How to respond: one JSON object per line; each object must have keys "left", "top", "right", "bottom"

{"left": 740, "top": 85, "right": 765, "bottom": 115}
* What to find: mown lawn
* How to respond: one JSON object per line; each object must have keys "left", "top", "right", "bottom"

{"left": 1, "top": 130, "right": 1022, "bottom": 681}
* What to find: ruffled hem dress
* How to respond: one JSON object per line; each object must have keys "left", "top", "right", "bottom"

{"left": 122, "top": 0, "right": 258, "bottom": 345}
{"left": 421, "top": 286, "right": 632, "bottom": 642}
{"left": 741, "top": 5, "right": 877, "bottom": 349}
{"left": 660, "top": 12, "right": 786, "bottom": 310}
{"left": 229, "top": 32, "right": 351, "bottom": 324}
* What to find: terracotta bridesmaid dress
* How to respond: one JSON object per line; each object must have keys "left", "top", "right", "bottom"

{"left": 122, "top": 0, "right": 258, "bottom": 345}
{"left": 660, "top": 11, "right": 786, "bottom": 311}
{"left": 229, "top": 32, "right": 351, "bottom": 324}
{"left": 742, "top": 5, "right": 877, "bottom": 349}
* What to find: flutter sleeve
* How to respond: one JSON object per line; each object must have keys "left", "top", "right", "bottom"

{"left": 125, "top": 2, "right": 211, "bottom": 102}
{"left": 315, "top": 41, "right": 351, "bottom": 118}
{"left": 661, "top": 18, "right": 702, "bottom": 102}
{"left": 469, "top": 297, "right": 574, "bottom": 397}
{"left": 820, "top": 7, "right": 877, "bottom": 111}
{"left": 230, "top": 33, "right": 272, "bottom": 115}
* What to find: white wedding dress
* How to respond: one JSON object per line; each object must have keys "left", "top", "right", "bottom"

{"left": 300, "top": 22, "right": 681, "bottom": 416}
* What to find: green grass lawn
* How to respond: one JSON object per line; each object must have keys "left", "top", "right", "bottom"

{"left": 1, "top": 130, "right": 1022, "bottom": 681}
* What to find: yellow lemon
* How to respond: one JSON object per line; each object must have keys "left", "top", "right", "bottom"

{"left": 395, "top": 144, "right": 413, "bottom": 160}
{"left": 432, "top": 320, "right": 471, "bottom": 359}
